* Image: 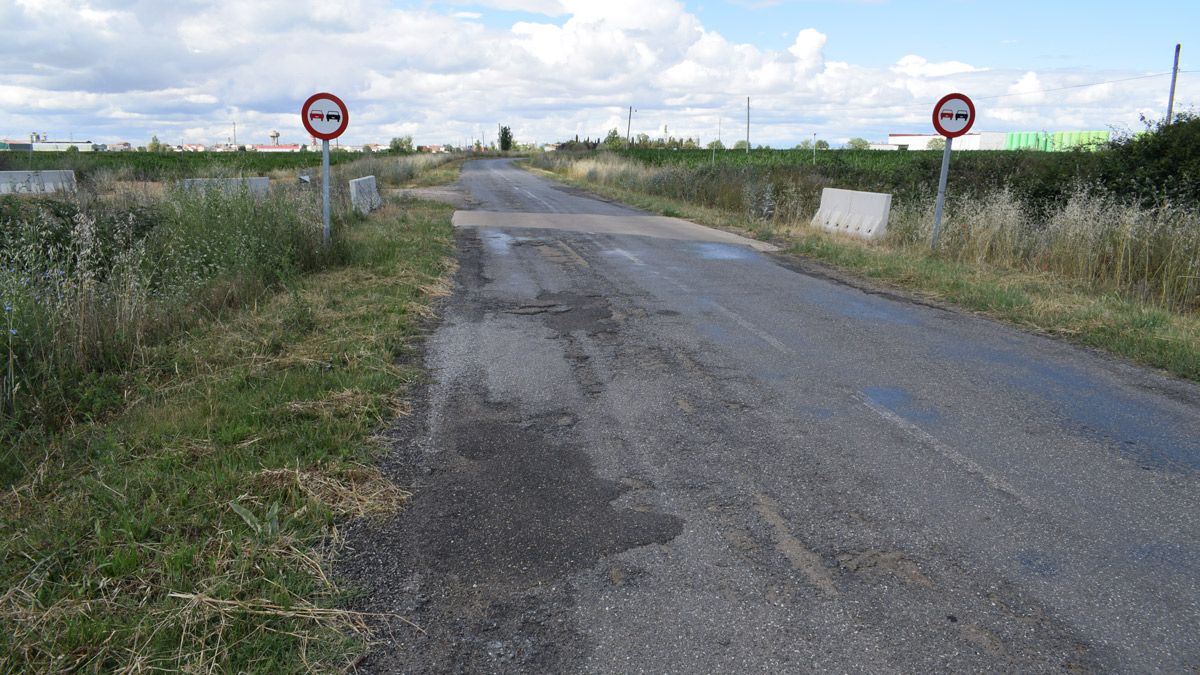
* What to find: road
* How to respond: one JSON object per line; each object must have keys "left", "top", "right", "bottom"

{"left": 343, "top": 158, "right": 1200, "bottom": 673}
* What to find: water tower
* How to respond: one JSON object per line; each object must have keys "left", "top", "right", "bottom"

{"left": 269, "top": 130, "right": 280, "bottom": 146}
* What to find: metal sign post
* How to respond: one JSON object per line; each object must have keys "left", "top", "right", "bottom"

{"left": 929, "top": 92, "right": 976, "bottom": 250}
{"left": 931, "top": 136, "right": 953, "bottom": 249}
{"left": 300, "top": 92, "right": 350, "bottom": 246}
{"left": 321, "top": 139, "right": 331, "bottom": 245}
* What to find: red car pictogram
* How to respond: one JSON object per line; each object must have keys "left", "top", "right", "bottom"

{"left": 309, "top": 111, "right": 324, "bottom": 121}
{"left": 940, "top": 111, "right": 953, "bottom": 120}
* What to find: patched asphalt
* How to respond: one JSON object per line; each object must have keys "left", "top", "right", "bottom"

{"left": 340, "top": 158, "right": 1200, "bottom": 673}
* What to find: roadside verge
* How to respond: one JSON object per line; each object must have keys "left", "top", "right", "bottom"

{"left": 0, "top": 198, "right": 455, "bottom": 672}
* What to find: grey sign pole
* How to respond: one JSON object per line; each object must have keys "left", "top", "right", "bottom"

{"left": 931, "top": 135, "right": 953, "bottom": 250}
{"left": 321, "top": 138, "right": 331, "bottom": 246}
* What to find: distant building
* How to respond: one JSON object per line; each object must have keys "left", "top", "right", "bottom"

{"left": 876, "top": 130, "right": 1110, "bottom": 151}
{"left": 0, "top": 139, "right": 32, "bottom": 152}
{"left": 2, "top": 139, "right": 96, "bottom": 152}
{"left": 179, "top": 143, "right": 207, "bottom": 152}
{"left": 250, "top": 144, "right": 303, "bottom": 153}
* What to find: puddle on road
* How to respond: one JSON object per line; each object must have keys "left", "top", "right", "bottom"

{"left": 482, "top": 230, "right": 517, "bottom": 256}
{"left": 692, "top": 242, "right": 759, "bottom": 261}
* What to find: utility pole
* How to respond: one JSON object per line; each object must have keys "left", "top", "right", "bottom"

{"left": 1167, "top": 43, "right": 1181, "bottom": 124}
{"left": 627, "top": 106, "right": 634, "bottom": 148}
{"left": 746, "top": 97, "right": 750, "bottom": 154}
{"left": 812, "top": 132, "right": 816, "bottom": 166}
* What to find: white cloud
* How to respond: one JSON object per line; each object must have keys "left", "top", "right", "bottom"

{"left": 0, "top": 1, "right": 1182, "bottom": 147}
{"left": 892, "top": 55, "right": 982, "bottom": 78}
{"left": 1007, "top": 71, "right": 1045, "bottom": 104}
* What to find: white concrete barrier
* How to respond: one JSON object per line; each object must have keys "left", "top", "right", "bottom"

{"left": 350, "top": 175, "right": 382, "bottom": 214}
{"left": 180, "top": 177, "right": 270, "bottom": 196}
{"left": 0, "top": 170, "right": 77, "bottom": 194}
{"left": 811, "top": 188, "right": 892, "bottom": 241}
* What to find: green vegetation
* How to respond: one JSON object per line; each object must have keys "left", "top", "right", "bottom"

{"left": 1, "top": 149, "right": 372, "bottom": 183}
{"left": 499, "top": 126, "right": 514, "bottom": 152}
{"left": 389, "top": 136, "right": 414, "bottom": 153}
{"left": 528, "top": 115, "right": 1200, "bottom": 379}
{"left": 0, "top": 151, "right": 458, "bottom": 670}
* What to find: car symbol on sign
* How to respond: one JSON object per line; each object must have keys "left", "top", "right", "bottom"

{"left": 940, "top": 111, "right": 953, "bottom": 120}
{"left": 309, "top": 111, "right": 324, "bottom": 121}
{"left": 326, "top": 111, "right": 341, "bottom": 122}
{"left": 955, "top": 110, "right": 969, "bottom": 120}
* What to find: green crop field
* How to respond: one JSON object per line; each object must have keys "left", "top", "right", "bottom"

{"left": 0, "top": 149, "right": 387, "bottom": 183}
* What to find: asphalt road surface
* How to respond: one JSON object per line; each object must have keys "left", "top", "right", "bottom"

{"left": 343, "top": 159, "right": 1200, "bottom": 673}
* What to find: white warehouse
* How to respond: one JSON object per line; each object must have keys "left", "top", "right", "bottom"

{"left": 882, "top": 133, "right": 1009, "bottom": 151}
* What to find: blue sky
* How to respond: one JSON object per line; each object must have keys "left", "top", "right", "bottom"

{"left": 1, "top": 0, "right": 1195, "bottom": 147}
{"left": 695, "top": 1, "right": 1190, "bottom": 72}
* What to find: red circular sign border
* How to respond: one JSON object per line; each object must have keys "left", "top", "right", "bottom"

{"left": 931, "top": 92, "right": 976, "bottom": 138}
{"left": 301, "top": 92, "right": 349, "bottom": 141}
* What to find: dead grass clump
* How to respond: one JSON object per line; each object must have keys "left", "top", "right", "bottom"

{"left": 255, "top": 465, "right": 409, "bottom": 520}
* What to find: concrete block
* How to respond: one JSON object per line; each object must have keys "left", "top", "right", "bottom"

{"left": 0, "top": 170, "right": 77, "bottom": 194}
{"left": 811, "top": 188, "right": 892, "bottom": 241}
{"left": 350, "top": 175, "right": 383, "bottom": 214}
{"left": 179, "top": 177, "right": 270, "bottom": 196}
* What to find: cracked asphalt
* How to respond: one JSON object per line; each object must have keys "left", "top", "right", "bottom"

{"left": 341, "top": 158, "right": 1200, "bottom": 673}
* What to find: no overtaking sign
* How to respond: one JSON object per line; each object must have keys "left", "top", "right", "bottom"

{"left": 301, "top": 92, "right": 350, "bottom": 246}
{"left": 929, "top": 92, "right": 976, "bottom": 249}
{"left": 932, "top": 92, "right": 975, "bottom": 138}
{"left": 302, "top": 92, "right": 349, "bottom": 141}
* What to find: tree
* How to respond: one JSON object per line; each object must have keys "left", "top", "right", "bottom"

{"left": 815, "top": 139, "right": 830, "bottom": 150}
{"left": 499, "top": 126, "right": 514, "bottom": 151}
{"left": 707, "top": 139, "right": 725, "bottom": 150}
{"left": 603, "top": 128, "right": 623, "bottom": 149}
{"left": 846, "top": 137, "right": 870, "bottom": 150}
{"left": 389, "top": 136, "right": 413, "bottom": 153}
{"left": 148, "top": 135, "right": 162, "bottom": 153}
{"left": 362, "top": 144, "right": 373, "bottom": 154}
{"left": 732, "top": 140, "right": 749, "bottom": 150}
{"left": 65, "top": 145, "right": 79, "bottom": 154}
{"left": 928, "top": 138, "right": 946, "bottom": 150}
{"left": 794, "top": 139, "right": 812, "bottom": 150}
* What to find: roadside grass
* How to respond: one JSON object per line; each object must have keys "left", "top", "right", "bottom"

{"left": 524, "top": 162, "right": 1200, "bottom": 381}
{"left": 0, "top": 199, "right": 455, "bottom": 672}
{"left": 399, "top": 158, "right": 466, "bottom": 188}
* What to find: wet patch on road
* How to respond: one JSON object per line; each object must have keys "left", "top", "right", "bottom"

{"left": 692, "top": 242, "right": 761, "bottom": 261}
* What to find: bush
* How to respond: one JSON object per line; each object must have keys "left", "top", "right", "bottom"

{"left": 1101, "top": 113, "right": 1200, "bottom": 207}
{"left": 0, "top": 184, "right": 329, "bottom": 473}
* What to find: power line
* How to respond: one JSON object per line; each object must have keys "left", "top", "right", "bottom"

{"left": 974, "top": 71, "right": 1178, "bottom": 101}
{"left": 641, "top": 69, "right": 1199, "bottom": 120}
{"left": 791, "top": 71, "right": 1190, "bottom": 115}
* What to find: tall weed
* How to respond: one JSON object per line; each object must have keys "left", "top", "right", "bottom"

{"left": 0, "top": 183, "right": 330, "bottom": 477}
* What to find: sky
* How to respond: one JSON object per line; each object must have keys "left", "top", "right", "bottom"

{"left": 0, "top": 0, "right": 1196, "bottom": 148}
